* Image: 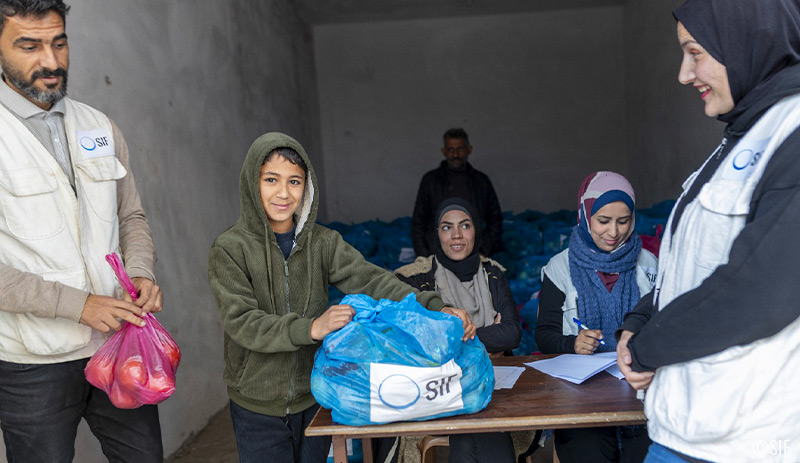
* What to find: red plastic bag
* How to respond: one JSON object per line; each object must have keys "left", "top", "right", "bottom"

{"left": 84, "top": 253, "right": 181, "bottom": 409}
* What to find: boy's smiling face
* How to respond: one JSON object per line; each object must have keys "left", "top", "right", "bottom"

{"left": 259, "top": 155, "right": 305, "bottom": 233}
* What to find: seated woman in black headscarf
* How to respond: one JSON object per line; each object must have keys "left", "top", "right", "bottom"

{"left": 391, "top": 197, "right": 521, "bottom": 463}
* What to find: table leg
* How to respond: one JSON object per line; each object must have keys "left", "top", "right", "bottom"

{"left": 332, "top": 436, "right": 348, "bottom": 463}
{"left": 362, "top": 437, "right": 374, "bottom": 463}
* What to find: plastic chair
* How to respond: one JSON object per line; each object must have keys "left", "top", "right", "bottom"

{"left": 417, "top": 435, "right": 449, "bottom": 463}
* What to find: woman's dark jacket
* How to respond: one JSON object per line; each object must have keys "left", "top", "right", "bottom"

{"left": 395, "top": 256, "right": 521, "bottom": 353}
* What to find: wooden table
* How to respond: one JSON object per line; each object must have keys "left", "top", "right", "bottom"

{"left": 306, "top": 355, "right": 646, "bottom": 463}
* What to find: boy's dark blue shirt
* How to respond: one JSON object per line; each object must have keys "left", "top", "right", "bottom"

{"left": 275, "top": 227, "right": 295, "bottom": 260}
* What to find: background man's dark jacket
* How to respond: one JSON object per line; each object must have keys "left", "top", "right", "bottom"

{"left": 411, "top": 161, "right": 503, "bottom": 257}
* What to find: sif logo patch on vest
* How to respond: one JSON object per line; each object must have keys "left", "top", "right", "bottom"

{"left": 720, "top": 138, "right": 769, "bottom": 181}
{"left": 76, "top": 129, "right": 114, "bottom": 159}
{"left": 369, "top": 360, "right": 464, "bottom": 423}
{"left": 643, "top": 266, "right": 657, "bottom": 284}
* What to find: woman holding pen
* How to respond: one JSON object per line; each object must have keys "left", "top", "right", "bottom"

{"left": 535, "top": 171, "right": 657, "bottom": 463}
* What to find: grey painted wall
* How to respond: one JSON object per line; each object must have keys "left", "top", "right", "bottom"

{"left": 0, "top": 0, "right": 319, "bottom": 461}
{"left": 314, "top": 7, "right": 629, "bottom": 223}
{"left": 623, "top": 0, "right": 725, "bottom": 207}
{"left": 314, "top": 2, "right": 728, "bottom": 220}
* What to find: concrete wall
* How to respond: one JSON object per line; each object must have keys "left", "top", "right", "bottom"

{"left": 313, "top": 2, "right": 728, "bottom": 220}
{"left": 0, "top": 0, "right": 319, "bottom": 461}
{"left": 623, "top": 0, "right": 725, "bottom": 207}
{"left": 314, "top": 7, "right": 628, "bottom": 222}
{"left": 0, "top": 1, "right": 731, "bottom": 461}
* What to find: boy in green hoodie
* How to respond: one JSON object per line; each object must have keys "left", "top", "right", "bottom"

{"left": 208, "top": 132, "right": 475, "bottom": 463}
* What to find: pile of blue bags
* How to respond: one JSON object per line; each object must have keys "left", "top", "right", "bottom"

{"left": 311, "top": 293, "right": 494, "bottom": 426}
{"left": 323, "top": 200, "right": 674, "bottom": 355}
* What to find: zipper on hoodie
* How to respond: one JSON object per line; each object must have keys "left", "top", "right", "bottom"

{"left": 280, "top": 234, "right": 306, "bottom": 414}
{"left": 283, "top": 257, "right": 298, "bottom": 414}
{"left": 283, "top": 259, "right": 291, "bottom": 312}
{"left": 264, "top": 222, "right": 299, "bottom": 415}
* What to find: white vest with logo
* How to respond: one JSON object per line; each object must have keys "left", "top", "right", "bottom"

{"left": 0, "top": 98, "right": 127, "bottom": 363}
{"left": 646, "top": 93, "right": 800, "bottom": 462}
{"left": 542, "top": 247, "right": 658, "bottom": 335}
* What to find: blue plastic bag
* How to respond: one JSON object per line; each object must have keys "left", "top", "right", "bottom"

{"left": 311, "top": 293, "right": 494, "bottom": 426}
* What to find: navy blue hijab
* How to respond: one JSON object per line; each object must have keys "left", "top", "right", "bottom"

{"left": 674, "top": 0, "right": 800, "bottom": 129}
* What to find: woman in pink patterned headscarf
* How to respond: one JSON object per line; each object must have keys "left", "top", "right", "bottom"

{"left": 536, "top": 171, "right": 658, "bottom": 463}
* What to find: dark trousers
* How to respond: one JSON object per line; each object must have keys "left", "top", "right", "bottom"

{"left": 229, "top": 399, "right": 332, "bottom": 463}
{"left": 555, "top": 426, "right": 651, "bottom": 463}
{"left": 449, "top": 432, "right": 516, "bottom": 463}
{"left": 0, "top": 358, "right": 163, "bottom": 463}
{"left": 375, "top": 432, "right": 515, "bottom": 463}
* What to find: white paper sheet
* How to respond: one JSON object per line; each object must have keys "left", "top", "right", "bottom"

{"left": 524, "top": 352, "right": 617, "bottom": 384}
{"left": 493, "top": 366, "right": 525, "bottom": 390}
{"left": 604, "top": 363, "right": 626, "bottom": 380}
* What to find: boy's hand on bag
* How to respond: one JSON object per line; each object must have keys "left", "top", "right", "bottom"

{"left": 442, "top": 306, "right": 477, "bottom": 341}
{"left": 80, "top": 295, "right": 146, "bottom": 333}
{"left": 311, "top": 304, "right": 355, "bottom": 341}
{"left": 126, "top": 277, "right": 163, "bottom": 313}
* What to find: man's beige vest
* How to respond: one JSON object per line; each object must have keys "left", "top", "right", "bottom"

{"left": 0, "top": 98, "right": 126, "bottom": 363}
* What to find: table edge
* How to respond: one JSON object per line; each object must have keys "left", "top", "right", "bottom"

{"left": 305, "top": 410, "right": 646, "bottom": 437}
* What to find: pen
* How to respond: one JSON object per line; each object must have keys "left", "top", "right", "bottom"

{"left": 572, "top": 317, "right": 606, "bottom": 345}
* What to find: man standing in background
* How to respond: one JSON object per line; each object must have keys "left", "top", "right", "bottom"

{"left": 412, "top": 128, "right": 504, "bottom": 257}
{"left": 0, "top": 0, "right": 163, "bottom": 460}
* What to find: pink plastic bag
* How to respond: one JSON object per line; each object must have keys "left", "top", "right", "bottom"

{"left": 84, "top": 253, "right": 181, "bottom": 409}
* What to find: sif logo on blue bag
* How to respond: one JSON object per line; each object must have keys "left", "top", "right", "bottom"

{"left": 369, "top": 360, "right": 464, "bottom": 422}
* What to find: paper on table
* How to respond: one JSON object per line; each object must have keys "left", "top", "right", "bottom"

{"left": 493, "top": 366, "right": 524, "bottom": 390}
{"left": 524, "top": 352, "right": 617, "bottom": 384}
{"left": 604, "top": 363, "right": 626, "bottom": 380}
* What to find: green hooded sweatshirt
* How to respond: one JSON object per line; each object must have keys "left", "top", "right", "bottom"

{"left": 208, "top": 132, "right": 446, "bottom": 416}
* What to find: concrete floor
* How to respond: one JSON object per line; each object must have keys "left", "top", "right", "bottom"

{"left": 165, "top": 405, "right": 555, "bottom": 463}
{"left": 166, "top": 406, "right": 238, "bottom": 463}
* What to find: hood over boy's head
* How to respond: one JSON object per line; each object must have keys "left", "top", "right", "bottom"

{"left": 238, "top": 132, "right": 318, "bottom": 237}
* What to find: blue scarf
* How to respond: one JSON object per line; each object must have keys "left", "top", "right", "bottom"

{"left": 568, "top": 224, "right": 642, "bottom": 352}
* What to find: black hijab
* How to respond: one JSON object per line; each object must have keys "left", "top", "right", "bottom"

{"left": 674, "top": 0, "right": 800, "bottom": 130}
{"left": 433, "top": 198, "right": 482, "bottom": 282}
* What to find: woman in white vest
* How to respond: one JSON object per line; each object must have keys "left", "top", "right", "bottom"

{"left": 616, "top": 1, "right": 800, "bottom": 462}
{"left": 536, "top": 171, "right": 657, "bottom": 463}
